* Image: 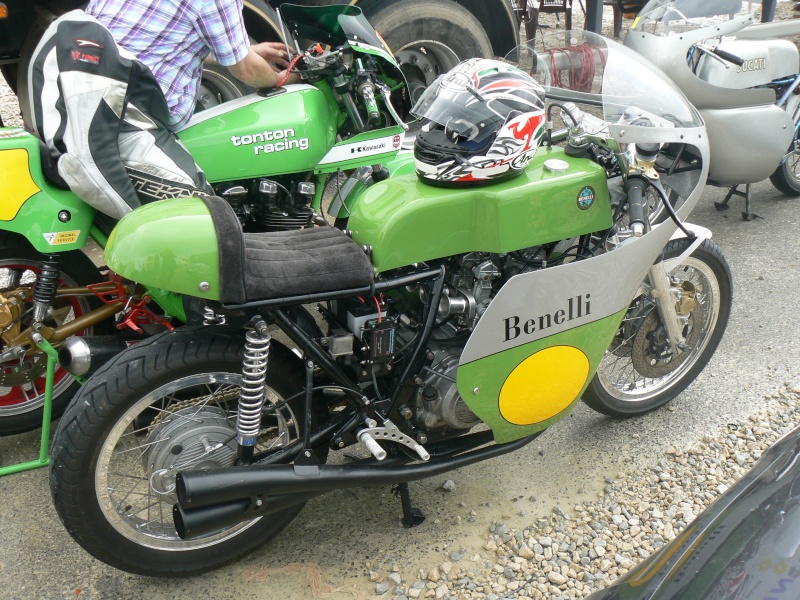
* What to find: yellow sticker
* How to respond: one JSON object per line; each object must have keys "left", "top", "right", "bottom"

{"left": 0, "top": 149, "right": 41, "bottom": 221}
{"left": 631, "top": 16, "right": 640, "bottom": 29}
{"left": 43, "top": 230, "right": 81, "bottom": 245}
{"left": 498, "top": 345, "right": 590, "bottom": 426}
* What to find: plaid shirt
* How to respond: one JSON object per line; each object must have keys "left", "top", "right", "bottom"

{"left": 87, "top": 0, "right": 249, "bottom": 130}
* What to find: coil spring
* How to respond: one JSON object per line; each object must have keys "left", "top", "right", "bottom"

{"left": 202, "top": 306, "right": 226, "bottom": 325}
{"left": 236, "top": 327, "right": 271, "bottom": 446}
{"left": 33, "top": 254, "right": 61, "bottom": 305}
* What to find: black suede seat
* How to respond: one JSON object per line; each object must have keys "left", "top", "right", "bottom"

{"left": 198, "top": 195, "right": 375, "bottom": 305}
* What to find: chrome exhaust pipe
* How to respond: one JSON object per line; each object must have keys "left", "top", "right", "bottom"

{"left": 58, "top": 335, "right": 138, "bottom": 376}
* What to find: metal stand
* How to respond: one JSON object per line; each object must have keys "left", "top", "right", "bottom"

{"left": 393, "top": 482, "right": 425, "bottom": 528}
{"left": 0, "top": 339, "right": 59, "bottom": 477}
{"left": 714, "top": 183, "right": 762, "bottom": 221}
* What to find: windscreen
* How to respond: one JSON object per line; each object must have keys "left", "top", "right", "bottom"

{"left": 505, "top": 31, "right": 703, "bottom": 131}
{"left": 279, "top": 3, "right": 390, "bottom": 53}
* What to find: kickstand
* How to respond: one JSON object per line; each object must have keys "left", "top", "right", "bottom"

{"left": 393, "top": 482, "right": 425, "bottom": 528}
{"left": 714, "top": 183, "right": 762, "bottom": 221}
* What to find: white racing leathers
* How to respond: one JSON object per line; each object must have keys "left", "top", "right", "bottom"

{"left": 26, "top": 11, "right": 210, "bottom": 220}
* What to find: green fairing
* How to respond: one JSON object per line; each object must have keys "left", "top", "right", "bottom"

{"left": 346, "top": 147, "right": 613, "bottom": 273}
{"left": 0, "top": 129, "right": 95, "bottom": 253}
{"left": 105, "top": 198, "right": 221, "bottom": 301}
{"left": 457, "top": 311, "right": 626, "bottom": 443}
{"left": 179, "top": 86, "right": 339, "bottom": 182}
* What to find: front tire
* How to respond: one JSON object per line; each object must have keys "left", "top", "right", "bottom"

{"left": 582, "top": 239, "right": 732, "bottom": 418}
{"left": 769, "top": 143, "right": 800, "bottom": 196}
{"left": 50, "top": 326, "right": 320, "bottom": 575}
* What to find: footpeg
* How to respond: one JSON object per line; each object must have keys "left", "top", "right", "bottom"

{"left": 358, "top": 419, "right": 430, "bottom": 461}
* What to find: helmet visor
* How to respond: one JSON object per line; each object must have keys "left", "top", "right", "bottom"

{"left": 410, "top": 76, "right": 508, "bottom": 142}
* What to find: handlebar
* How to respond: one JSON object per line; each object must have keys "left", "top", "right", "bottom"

{"left": 711, "top": 47, "right": 745, "bottom": 67}
{"left": 624, "top": 177, "right": 648, "bottom": 238}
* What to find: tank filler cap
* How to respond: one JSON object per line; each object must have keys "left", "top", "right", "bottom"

{"left": 544, "top": 159, "right": 569, "bottom": 174}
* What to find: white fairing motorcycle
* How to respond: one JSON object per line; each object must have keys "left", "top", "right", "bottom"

{"left": 625, "top": 0, "right": 800, "bottom": 219}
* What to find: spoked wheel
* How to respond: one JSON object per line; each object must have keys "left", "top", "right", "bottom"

{"left": 0, "top": 248, "right": 106, "bottom": 435}
{"left": 50, "top": 326, "right": 323, "bottom": 576}
{"left": 582, "top": 239, "right": 732, "bottom": 418}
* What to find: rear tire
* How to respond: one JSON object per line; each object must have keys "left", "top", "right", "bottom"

{"left": 582, "top": 239, "right": 732, "bottom": 418}
{"left": 50, "top": 326, "right": 323, "bottom": 575}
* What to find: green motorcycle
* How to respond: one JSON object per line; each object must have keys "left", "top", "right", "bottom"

{"left": 0, "top": 3, "right": 409, "bottom": 435}
{"left": 48, "top": 31, "right": 732, "bottom": 575}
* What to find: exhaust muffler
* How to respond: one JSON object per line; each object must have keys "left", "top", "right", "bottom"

{"left": 173, "top": 434, "right": 538, "bottom": 539}
{"left": 58, "top": 335, "right": 138, "bottom": 377}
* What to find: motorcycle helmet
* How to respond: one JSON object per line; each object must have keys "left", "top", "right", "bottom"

{"left": 411, "top": 58, "right": 546, "bottom": 186}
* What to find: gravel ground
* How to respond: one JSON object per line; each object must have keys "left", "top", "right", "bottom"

{"left": 0, "top": 76, "right": 22, "bottom": 128}
{"left": 1, "top": 4, "right": 800, "bottom": 600}
{"left": 368, "top": 387, "right": 800, "bottom": 600}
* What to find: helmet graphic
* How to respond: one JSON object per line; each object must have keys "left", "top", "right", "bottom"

{"left": 411, "top": 58, "right": 546, "bottom": 186}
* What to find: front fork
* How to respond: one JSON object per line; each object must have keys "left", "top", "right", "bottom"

{"left": 647, "top": 226, "right": 710, "bottom": 355}
{"left": 648, "top": 261, "right": 686, "bottom": 355}
{"left": 648, "top": 223, "right": 711, "bottom": 354}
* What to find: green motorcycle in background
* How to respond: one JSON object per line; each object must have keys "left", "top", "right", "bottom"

{"left": 47, "top": 29, "right": 732, "bottom": 575}
{"left": 0, "top": 3, "right": 409, "bottom": 435}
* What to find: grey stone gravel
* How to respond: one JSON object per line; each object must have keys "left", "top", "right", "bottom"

{"left": 373, "top": 386, "right": 800, "bottom": 599}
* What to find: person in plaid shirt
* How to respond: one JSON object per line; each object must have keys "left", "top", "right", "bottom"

{"left": 86, "top": 0, "right": 292, "bottom": 130}
{"left": 26, "top": 1, "right": 292, "bottom": 219}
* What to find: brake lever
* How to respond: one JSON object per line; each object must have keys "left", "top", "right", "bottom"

{"left": 375, "top": 81, "right": 409, "bottom": 131}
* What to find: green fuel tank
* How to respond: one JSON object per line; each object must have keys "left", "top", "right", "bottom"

{"left": 346, "top": 148, "right": 613, "bottom": 273}
{"left": 178, "top": 85, "right": 339, "bottom": 183}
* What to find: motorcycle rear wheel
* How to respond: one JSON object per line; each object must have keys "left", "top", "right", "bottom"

{"left": 50, "top": 326, "right": 324, "bottom": 576}
{"left": 0, "top": 246, "right": 107, "bottom": 435}
{"left": 582, "top": 238, "right": 732, "bottom": 418}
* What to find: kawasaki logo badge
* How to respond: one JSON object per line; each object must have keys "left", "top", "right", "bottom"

{"left": 318, "top": 132, "right": 406, "bottom": 166}
{"left": 577, "top": 186, "right": 595, "bottom": 210}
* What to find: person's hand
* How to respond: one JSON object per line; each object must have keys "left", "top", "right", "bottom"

{"left": 251, "top": 41, "right": 292, "bottom": 69}
{"left": 277, "top": 70, "right": 301, "bottom": 86}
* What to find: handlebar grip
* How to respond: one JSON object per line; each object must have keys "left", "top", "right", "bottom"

{"left": 713, "top": 47, "right": 745, "bottom": 67}
{"left": 624, "top": 177, "right": 648, "bottom": 236}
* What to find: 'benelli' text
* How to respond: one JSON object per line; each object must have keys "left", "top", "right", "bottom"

{"left": 503, "top": 294, "right": 591, "bottom": 342}
{"left": 231, "top": 128, "right": 309, "bottom": 155}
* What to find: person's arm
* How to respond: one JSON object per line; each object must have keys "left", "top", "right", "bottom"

{"left": 227, "top": 47, "right": 281, "bottom": 88}
{"left": 197, "top": 3, "right": 293, "bottom": 89}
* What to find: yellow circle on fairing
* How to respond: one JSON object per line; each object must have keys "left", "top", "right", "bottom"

{"left": 499, "top": 346, "right": 590, "bottom": 425}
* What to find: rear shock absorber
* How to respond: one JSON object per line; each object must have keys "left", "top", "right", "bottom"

{"left": 32, "top": 254, "right": 61, "bottom": 325}
{"left": 236, "top": 319, "right": 271, "bottom": 463}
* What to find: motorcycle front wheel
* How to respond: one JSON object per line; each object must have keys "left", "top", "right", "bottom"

{"left": 769, "top": 142, "right": 800, "bottom": 197}
{"left": 49, "top": 326, "right": 323, "bottom": 576}
{"left": 582, "top": 238, "right": 732, "bottom": 418}
{"left": 0, "top": 247, "right": 107, "bottom": 435}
